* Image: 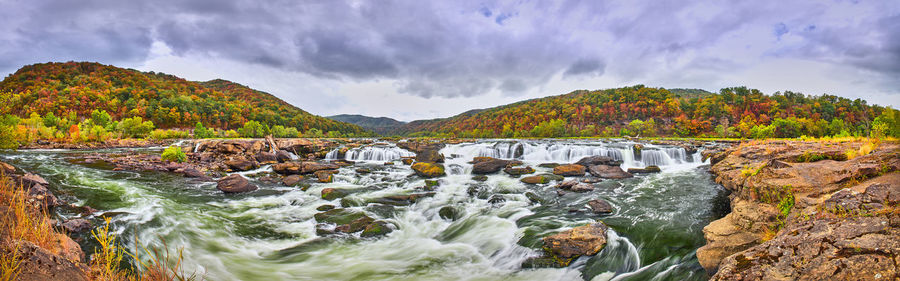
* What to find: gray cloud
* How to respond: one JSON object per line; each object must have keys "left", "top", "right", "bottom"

{"left": 0, "top": 0, "right": 898, "bottom": 101}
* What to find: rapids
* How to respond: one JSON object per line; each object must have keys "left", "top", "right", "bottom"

{"left": 1, "top": 140, "right": 728, "bottom": 281}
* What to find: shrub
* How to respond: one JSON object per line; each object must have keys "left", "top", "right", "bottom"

{"left": 193, "top": 122, "right": 214, "bottom": 139}
{"left": 117, "top": 117, "right": 155, "bottom": 138}
{"left": 150, "top": 129, "right": 189, "bottom": 140}
{"left": 161, "top": 146, "right": 187, "bottom": 163}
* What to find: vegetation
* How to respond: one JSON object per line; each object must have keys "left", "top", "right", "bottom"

{"left": 161, "top": 146, "right": 187, "bottom": 163}
{"left": 395, "top": 85, "right": 900, "bottom": 138}
{"left": 0, "top": 61, "right": 371, "bottom": 148}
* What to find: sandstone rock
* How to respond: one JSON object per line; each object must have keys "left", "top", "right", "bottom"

{"left": 538, "top": 163, "right": 560, "bottom": 168}
{"left": 472, "top": 175, "right": 488, "bottom": 181}
{"left": 587, "top": 199, "right": 613, "bottom": 214}
{"left": 411, "top": 162, "right": 446, "bottom": 178}
{"left": 28, "top": 184, "right": 61, "bottom": 207}
{"left": 575, "top": 155, "right": 622, "bottom": 167}
{"left": 521, "top": 174, "right": 563, "bottom": 184}
{"left": 553, "top": 164, "right": 586, "bottom": 176}
{"left": 61, "top": 219, "right": 92, "bottom": 233}
{"left": 570, "top": 183, "right": 595, "bottom": 192}
{"left": 541, "top": 222, "right": 609, "bottom": 266}
{"left": 224, "top": 158, "right": 256, "bottom": 171}
{"left": 588, "top": 165, "right": 633, "bottom": 179}
{"left": 0, "top": 161, "right": 15, "bottom": 174}
{"left": 360, "top": 221, "right": 393, "bottom": 237}
{"left": 504, "top": 166, "right": 535, "bottom": 176}
{"left": 255, "top": 152, "right": 278, "bottom": 164}
{"left": 401, "top": 158, "right": 414, "bottom": 165}
{"left": 471, "top": 158, "right": 522, "bottom": 174}
{"left": 627, "top": 166, "right": 661, "bottom": 174}
{"left": 216, "top": 174, "right": 258, "bottom": 193}
{"left": 275, "top": 150, "right": 293, "bottom": 162}
{"left": 22, "top": 173, "right": 50, "bottom": 187}
{"left": 13, "top": 241, "right": 89, "bottom": 281}
{"left": 415, "top": 149, "right": 444, "bottom": 163}
{"left": 302, "top": 162, "right": 340, "bottom": 174}
{"left": 272, "top": 162, "right": 302, "bottom": 174}
{"left": 315, "top": 170, "right": 336, "bottom": 183}
{"left": 282, "top": 175, "right": 303, "bottom": 186}
{"left": 321, "top": 188, "right": 349, "bottom": 200}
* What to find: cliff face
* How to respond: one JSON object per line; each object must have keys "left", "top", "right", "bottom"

{"left": 698, "top": 140, "right": 900, "bottom": 280}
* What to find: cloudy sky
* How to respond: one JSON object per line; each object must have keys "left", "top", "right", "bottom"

{"left": 1, "top": 0, "right": 898, "bottom": 121}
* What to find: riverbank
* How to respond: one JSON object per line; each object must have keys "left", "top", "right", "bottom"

{"left": 697, "top": 138, "right": 899, "bottom": 280}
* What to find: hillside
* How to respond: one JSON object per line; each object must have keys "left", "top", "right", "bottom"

{"left": 327, "top": 114, "right": 406, "bottom": 136}
{"left": 397, "top": 85, "right": 899, "bottom": 138}
{"left": 0, "top": 62, "right": 369, "bottom": 135}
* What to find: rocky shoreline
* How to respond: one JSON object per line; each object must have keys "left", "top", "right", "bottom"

{"left": 697, "top": 140, "right": 899, "bottom": 280}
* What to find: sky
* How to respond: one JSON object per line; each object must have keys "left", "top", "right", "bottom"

{"left": 0, "top": 0, "right": 898, "bottom": 121}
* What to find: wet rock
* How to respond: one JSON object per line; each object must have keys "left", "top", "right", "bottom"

{"left": 554, "top": 180, "right": 578, "bottom": 189}
{"left": 425, "top": 179, "right": 440, "bottom": 187}
{"left": 315, "top": 170, "right": 337, "bottom": 183}
{"left": 360, "top": 221, "right": 393, "bottom": 237}
{"left": 216, "top": 174, "right": 258, "bottom": 193}
{"left": 525, "top": 192, "right": 545, "bottom": 204}
{"left": 541, "top": 222, "right": 609, "bottom": 267}
{"left": 321, "top": 188, "right": 349, "bottom": 200}
{"left": 367, "top": 204, "right": 398, "bottom": 218}
{"left": 384, "top": 162, "right": 395, "bottom": 165}
{"left": 587, "top": 199, "right": 613, "bottom": 214}
{"left": 538, "top": 163, "right": 560, "bottom": 168}
{"left": 581, "top": 178, "right": 603, "bottom": 184}
{"left": 570, "top": 183, "right": 595, "bottom": 192}
{"left": 488, "top": 195, "right": 506, "bottom": 204}
{"left": 371, "top": 193, "right": 436, "bottom": 206}
{"left": 472, "top": 175, "right": 488, "bottom": 181}
{"left": 282, "top": 175, "right": 304, "bottom": 186}
{"left": 27, "top": 184, "right": 61, "bottom": 207}
{"left": 256, "top": 152, "right": 278, "bottom": 164}
{"left": 411, "top": 162, "right": 446, "bottom": 178}
{"left": 340, "top": 197, "right": 363, "bottom": 207}
{"left": 415, "top": 149, "right": 445, "bottom": 163}
{"left": 22, "top": 173, "right": 50, "bottom": 187}
{"left": 575, "top": 155, "right": 622, "bottom": 167}
{"left": 401, "top": 158, "right": 414, "bottom": 165}
{"left": 553, "top": 164, "right": 586, "bottom": 176}
{"left": 302, "top": 162, "right": 340, "bottom": 174}
{"left": 588, "top": 165, "right": 633, "bottom": 179}
{"left": 521, "top": 174, "right": 564, "bottom": 184}
{"left": 627, "top": 166, "right": 661, "bottom": 174}
{"left": 316, "top": 204, "right": 335, "bottom": 211}
{"left": 471, "top": 157, "right": 522, "bottom": 174}
{"left": 180, "top": 168, "right": 207, "bottom": 178}
{"left": 275, "top": 150, "right": 293, "bottom": 163}
{"left": 314, "top": 208, "right": 366, "bottom": 225}
{"left": 61, "top": 219, "right": 92, "bottom": 233}
{"left": 439, "top": 206, "right": 459, "bottom": 220}
{"left": 355, "top": 168, "right": 371, "bottom": 174}
{"left": 521, "top": 256, "right": 566, "bottom": 268}
{"left": 504, "top": 166, "right": 535, "bottom": 176}
{"left": 335, "top": 216, "right": 375, "bottom": 233}
{"left": 224, "top": 158, "right": 257, "bottom": 171}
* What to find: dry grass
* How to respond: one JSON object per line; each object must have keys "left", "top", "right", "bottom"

{"left": 89, "top": 218, "right": 201, "bottom": 281}
{"left": 0, "top": 173, "right": 60, "bottom": 281}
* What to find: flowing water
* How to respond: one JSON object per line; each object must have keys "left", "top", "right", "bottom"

{"left": 1, "top": 140, "right": 728, "bottom": 281}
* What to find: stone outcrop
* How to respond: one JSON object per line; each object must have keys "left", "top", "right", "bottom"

{"left": 697, "top": 140, "right": 900, "bottom": 279}
{"left": 588, "top": 165, "right": 633, "bottom": 179}
{"left": 411, "top": 162, "right": 446, "bottom": 178}
{"left": 471, "top": 157, "right": 522, "bottom": 174}
{"left": 552, "top": 164, "right": 586, "bottom": 176}
{"left": 216, "top": 174, "right": 258, "bottom": 193}
{"left": 540, "top": 222, "right": 609, "bottom": 267}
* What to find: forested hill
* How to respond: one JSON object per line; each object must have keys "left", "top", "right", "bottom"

{"left": 327, "top": 114, "right": 406, "bottom": 135}
{"left": 0, "top": 62, "right": 370, "bottom": 135}
{"left": 397, "top": 85, "right": 899, "bottom": 138}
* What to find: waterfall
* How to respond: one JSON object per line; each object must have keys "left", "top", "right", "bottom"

{"left": 326, "top": 146, "right": 415, "bottom": 161}
{"left": 442, "top": 141, "right": 698, "bottom": 169}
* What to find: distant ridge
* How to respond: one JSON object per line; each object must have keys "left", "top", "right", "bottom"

{"left": 327, "top": 114, "right": 406, "bottom": 136}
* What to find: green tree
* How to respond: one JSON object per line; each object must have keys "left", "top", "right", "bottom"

{"left": 91, "top": 109, "right": 112, "bottom": 128}
{"left": 194, "top": 122, "right": 214, "bottom": 139}
{"left": 237, "top": 121, "right": 267, "bottom": 138}
{"left": 161, "top": 146, "right": 187, "bottom": 162}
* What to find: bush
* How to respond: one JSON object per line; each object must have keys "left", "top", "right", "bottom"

{"left": 193, "top": 122, "right": 214, "bottom": 139}
{"left": 150, "top": 129, "right": 189, "bottom": 140}
{"left": 117, "top": 117, "right": 155, "bottom": 138}
{"left": 237, "top": 121, "right": 267, "bottom": 138}
{"left": 161, "top": 146, "right": 187, "bottom": 163}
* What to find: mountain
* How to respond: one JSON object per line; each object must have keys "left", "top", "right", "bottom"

{"left": 395, "top": 85, "right": 897, "bottom": 138}
{"left": 0, "top": 62, "right": 369, "bottom": 135}
{"left": 327, "top": 114, "right": 406, "bottom": 136}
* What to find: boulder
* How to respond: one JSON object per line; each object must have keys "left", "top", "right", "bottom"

{"left": 180, "top": 168, "right": 206, "bottom": 178}
{"left": 439, "top": 206, "right": 459, "bottom": 220}
{"left": 13, "top": 241, "right": 89, "bottom": 281}
{"left": 401, "top": 158, "right": 414, "bottom": 165}
{"left": 255, "top": 152, "right": 278, "bottom": 164}
{"left": 627, "top": 166, "right": 661, "bottom": 174}
{"left": 504, "top": 166, "right": 535, "bottom": 176}
{"left": 224, "top": 159, "right": 257, "bottom": 171}
{"left": 316, "top": 204, "right": 335, "bottom": 211}
{"left": 570, "top": 183, "right": 595, "bottom": 192}
{"left": 521, "top": 174, "right": 563, "bottom": 184}
{"left": 0, "top": 161, "right": 15, "bottom": 174}
{"left": 360, "top": 221, "right": 393, "bottom": 237}
{"left": 61, "top": 219, "right": 92, "bottom": 233}
{"left": 216, "top": 174, "right": 258, "bottom": 193}
{"left": 471, "top": 158, "right": 522, "bottom": 174}
{"left": 588, "top": 165, "right": 633, "bottom": 179}
{"left": 302, "top": 162, "right": 340, "bottom": 174}
{"left": 22, "top": 173, "right": 50, "bottom": 187}
{"left": 575, "top": 155, "right": 622, "bottom": 167}
{"left": 27, "top": 184, "right": 61, "bottom": 207}
{"left": 315, "top": 170, "right": 336, "bottom": 183}
{"left": 553, "top": 164, "right": 586, "bottom": 176}
{"left": 282, "top": 175, "right": 303, "bottom": 186}
{"left": 415, "top": 149, "right": 445, "bottom": 163}
{"left": 275, "top": 150, "right": 293, "bottom": 163}
{"left": 587, "top": 199, "right": 613, "bottom": 214}
{"left": 272, "top": 162, "right": 302, "bottom": 174}
{"left": 538, "top": 163, "right": 560, "bottom": 168}
{"left": 321, "top": 188, "right": 349, "bottom": 201}
{"left": 411, "top": 162, "right": 446, "bottom": 178}
{"left": 541, "top": 222, "right": 609, "bottom": 266}
{"left": 472, "top": 175, "right": 488, "bottom": 181}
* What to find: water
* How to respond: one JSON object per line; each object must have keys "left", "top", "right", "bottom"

{"left": 1, "top": 140, "right": 727, "bottom": 281}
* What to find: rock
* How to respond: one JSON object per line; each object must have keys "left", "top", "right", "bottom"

{"left": 411, "top": 162, "right": 446, "bottom": 178}
{"left": 570, "top": 183, "right": 595, "bottom": 192}
{"left": 401, "top": 158, "right": 414, "bottom": 165}
{"left": 13, "top": 241, "right": 89, "bottom": 281}
{"left": 314, "top": 208, "right": 367, "bottom": 225}
{"left": 521, "top": 174, "right": 564, "bottom": 184}
{"left": 553, "top": 164, "right": 586, "bottom": 176}
{"left": 360, "top": 221, "right": 393, "bottom": 237}
{"left": 627, "top": 166, "right": 661, "bottom": 174}
{"left": 275, "top": 150, "right": 293, "bottom": 162}
{"left": 272, "top": 162, "right": 302, "bottom": 175}
{"left": 216, "top": 174, "right": 258, "bottom": 193}
{"left": 384, "top": 162, "right": 394, "bottom": 165}
{"left": 0, "top": 161, "right": 15, "bottom": 174}
{"left": 335, "top": 216, "right": 375, "bottom": 233}
{"left": 525, "top": 192, "right": 545, "bottom": 204}
{"left": 181, "top": 168, "right": 206, "bottom": 178}
{"left": 587, "top": 199, "right": 613, "bottom": 214}
{"left": 316, "top": 204, "right": 335, "bottom": 211}
{"left": 472, "top": 175, "right": 488, "bottom": 181}
{"left": 224, "top": 158, "right": 257, "bottom": 171}
{"left": 488, "top": 195, "right": 506, "bottom": 204}
{"left": 471, "top": 158, "right": 522, "bottom": 174}
{"left": 541, "top": 222, "right": 609, "bottom": 267}
{"left": 554, "top": 180, "right": 578, "bottom": 189}
{"left": 22, "top": 173, "right": 50, "bottom": 187}
{"left": 321, "top": 188, "right": 348, "bottom": 200}
{"left": 355, "top": 168, "right": 371, "bottom": 174}
{"left": 504, "top": 166, "right": 535, "bottom": 176}
{"left": 256, "top": 152, "right": 278, "bottom": 164}
{"left": 61, "top": 219, "right": 92, "bottom": 233}
{"left": 439, "top": 206, "right": 459, "bottom": 220}
{"left": 581, "top": 178, "right": 603, "bottom": 184}
{"left": 538, "top": 163, "right": 560, "bottom": 168}
{"left": 575, "top": 155, "right": 622, "bottom": 167}
{"left": 302, "top": 162, "right": 340, "bottom": 174}
{"left": 415, "top": 149, "right": 445, "bottom": 163}
{"left": 588, "top": 165, "right": 633, "bottom": 179}
{"left": 315, "top": 170, "right": 336, "bottom": 183}
{"left": 27, "top": 184, "right": 61, "bottom": 207}
{"left": 282, "top": 175, "right": 303, "bottom": 186}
